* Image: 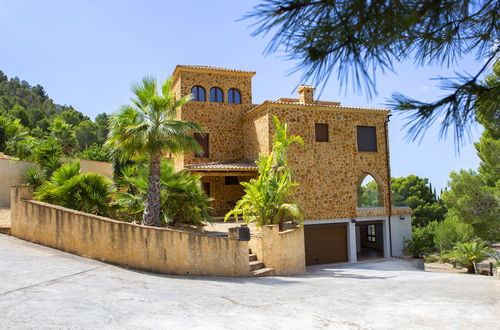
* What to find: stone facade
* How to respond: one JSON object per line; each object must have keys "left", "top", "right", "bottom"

{"left": 170, "top": 65, "right": 410, "bottom": 221}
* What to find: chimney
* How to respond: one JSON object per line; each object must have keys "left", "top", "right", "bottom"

{"left": 298, "top": 84, "right": 315, "bottom": 104}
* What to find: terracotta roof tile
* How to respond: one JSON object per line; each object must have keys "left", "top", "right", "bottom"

{"left": 175, "top": 65, "right": 256, "bottom": 75}
{"left": 185, "top": 160, "right": 258, "bottom": 171}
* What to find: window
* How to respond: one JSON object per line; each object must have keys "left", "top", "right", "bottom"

{"left": 367, "top": 225, "right": 376, "bottom": 242}
{"left": 225, "top": 176, "right": 239, "bottom": 185}
{"left": 210, "top": 87, "right": 223, "bottom": 103}
{"left": 228, "top": 88, "right": 241, "bottom": 104}
{"left": 194, "top": 133, "right": 209, "bottom": 158}
{"left": 357, "top": 126, "right": 377, "bottom": 152}
{"left": 191, "top": 86, "right": 205, "bottom": 101}
{"left": 315, "top": 123, "right": 329, "bottom": 142}
{"left": 202, "top": 182, "right": 211, "bottom": 197}
{"left": 358, "top": 174, "right": 382, "bottom": 208}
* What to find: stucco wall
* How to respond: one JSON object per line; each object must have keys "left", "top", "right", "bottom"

{"left": 76, "top": 159, "right": 113, "bottom": 178}
{"left": 10, "top": 186, "right": 250, "bottom": 277}
{"left": 390, "top": 214, "right": 412, "bottom": 256}
{"left": 0, "top": 158, "right": 113, "bottom": 207}
{"left": 0, "top": 158, "right": 32, "bottom": 207}
{"left": 259, "top": 225, "right": 306, "bottom": 276}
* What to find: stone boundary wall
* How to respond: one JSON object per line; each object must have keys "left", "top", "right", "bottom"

{"left": 250, "top": 225, "right": 306, "bottom": 276}
{"left": 11, "top": 186, "right": 250, "bottom": 277}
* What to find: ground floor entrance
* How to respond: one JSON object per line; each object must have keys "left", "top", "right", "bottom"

{"left": 304, "top": 223, "right": 348, "bottom": 265}
{"left": 304, "top": 219, "right": 390, "bottom": 265}
{"left": 355, "top": 221, "right": 384, "bottom": 261}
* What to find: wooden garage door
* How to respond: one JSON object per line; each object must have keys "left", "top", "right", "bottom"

{"left": 304, "top": 223, "right": 348, "bottom": 265}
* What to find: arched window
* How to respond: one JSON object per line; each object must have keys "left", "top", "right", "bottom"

{"left": 357, "top": 174, "right": 383, "bottom": 208}
{"left": 191, "top": 86, "right": 205, "bottom": 101}
{"left": 228, "top": 88, "right": 241, "bottom": 104}
{"left": 210, "top": 87, "right": 223, "bottom": 103}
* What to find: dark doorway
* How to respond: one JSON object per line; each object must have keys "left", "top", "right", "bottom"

{"left": 356, "top": 222, "right": 384, "bottom": 261}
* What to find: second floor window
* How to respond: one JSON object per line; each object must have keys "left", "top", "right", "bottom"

{"left": 194, "top": 133, "right": 209, "bottom": 158}
{"left": 357, "top": 126, "right": 377, "bottom": 152}
{"left": 210, "top": 87, "right": 223, "bottom": 103}
{"left": 228, "top": 88, "right": 241, "bottom": 104}
{"left": 191, "top": 86, "right": 205, "bottom": 101}
{"left": 315, "top": 123, "right": 329, "bottom": 142}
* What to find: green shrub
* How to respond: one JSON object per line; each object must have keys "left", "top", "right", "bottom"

{"left": 443, "top": 241, "right": 491, "bottom": 273}
{"left": 405, "top": 221, "right": 439, "bottom": 258}
{"left": 75, "top": 143, "right": 112, "bottom": 162}
{"left": 434, "top": 217, "right": 476, "bottom": 251}
{"left": 35, "top": 161, "right": 116, "bottom": 217}
{"left": 114, "top": 160, "right": 212, "bottom": 227}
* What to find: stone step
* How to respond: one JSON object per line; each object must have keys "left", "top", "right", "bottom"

{"left": 251, "top": 267, "right": 274, "bottom": 277}
{"left": 249, "top": 254, "right": 257, "bottom": 262}
{"left": 249, "top": 260, "right": 265, "bottom": 271}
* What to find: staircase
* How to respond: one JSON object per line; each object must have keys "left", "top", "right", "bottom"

{"left": 249, "top": 249, "right": 274, "bottom": 276}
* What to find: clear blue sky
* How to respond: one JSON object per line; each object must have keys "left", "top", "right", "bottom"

{"left": 0, "top": 0, "right": 484, "bottom": 192}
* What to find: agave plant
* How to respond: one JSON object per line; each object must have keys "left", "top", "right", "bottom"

{"left": 114, "top": 160, "right": 212, "bottom": 227}
{"left": 36, "top": 161, "right": 116, "bottom": 217}
{"left": 444, "top": 241, "right": 492, "bottom": 273}
{"left": 225, "top": 116, "right": 304, "bottom": 231}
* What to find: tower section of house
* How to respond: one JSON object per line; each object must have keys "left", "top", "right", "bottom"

{"left": 171, "top": 65, "right": 259, "bottom": 216}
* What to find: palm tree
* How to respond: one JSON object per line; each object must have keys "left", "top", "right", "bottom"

{"left": 36, "top": 161, "right": 115, "bottom": 217}
{"left": 114, "top": 160, "right": 212, "bottom": 227}
{"left": 444, "top": 241, "right": 491, "bottom": 274}
{"left": 106, "top": 77, "right": 202, "bottom": 226}
{"left": 225, "top": 116, "right": 304, "bottom": 231}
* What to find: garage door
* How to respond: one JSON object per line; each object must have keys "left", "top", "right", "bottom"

{"left": 304, "top": 223, "right": 348, "bottom": 265}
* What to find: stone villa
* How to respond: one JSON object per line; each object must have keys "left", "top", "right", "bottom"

{"left": 171, "top": 65, "right": 412, "bottom": 264}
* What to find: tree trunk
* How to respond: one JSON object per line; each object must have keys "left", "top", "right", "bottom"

{"left": 143, "top": 153, "right": 162, "bottom": 227}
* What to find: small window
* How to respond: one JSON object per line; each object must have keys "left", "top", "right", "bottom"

{"left": 225, "top": 176, "right": 239, "bottom": 185}
{"left": 210, "top": 87, "right": 223, "bottom": 103}
{"left": 194, "top": 133, "right": 209, "bottom": 158}
{"left": 202, "top": 182, "right": 211, "bottom": 197}
{"left": 315, "top": 123, "right": 329, "bottom": 142}
{"left": 228, "top": 88, "right": 241, "bottom": 104}
{"left": 191, "top": 86, "right": 205, "bottom": 101}
{"left": 367, "top": 224, "right": 376, "bottom": 242}
{"left": 357, "top": 126, "right": 377, "bottom": 152}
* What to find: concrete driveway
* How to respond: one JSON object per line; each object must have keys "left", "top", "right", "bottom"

{"left": 0, "top": 234, "right": 498, "bottom": 330}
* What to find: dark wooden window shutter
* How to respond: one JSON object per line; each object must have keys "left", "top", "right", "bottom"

{"left": 224, "top": 176, "right": 239, "bottom": 185}
{"left": 357, "top": 126, "right": 377, "bottom": 152}
{"left": 315, "top": 123, "right": 329, "bottom": 142}
{"left": 194, "top": 133, "right": 209, "bottom": 157}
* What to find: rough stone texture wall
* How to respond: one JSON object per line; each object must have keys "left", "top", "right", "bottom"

{"left": 10, "top": 186, "right": 250, "bottom": 277}
{"left": 261, "top": 105, "right": 391, "bottom": 220}
{"left": 168, "top": 66, "right": 405, "bottom": 223}
{"left": 243, "top": 110, "right": 270, "bottom": 160}
{"left": 201, "top": 175, "right": 256, "bottom": 217}
{"left": 172, "top": 69, "right": 255, "bottom": 168}
{"left": 259, "top": 225, "right": 306, "bottom": 275}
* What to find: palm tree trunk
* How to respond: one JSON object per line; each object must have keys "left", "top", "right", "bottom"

{"left": 143, "top": 153, "right": 162, "bottom": 226}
